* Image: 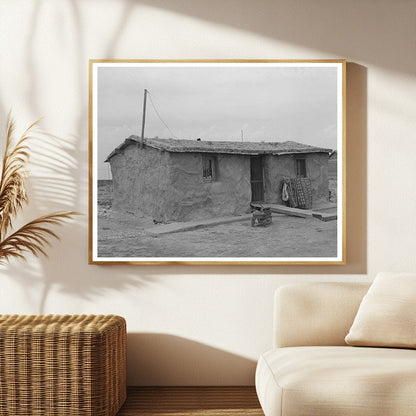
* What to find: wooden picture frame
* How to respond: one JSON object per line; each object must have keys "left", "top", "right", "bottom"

{"left": 89, "top": 60, "right": 346, "bottom": 265}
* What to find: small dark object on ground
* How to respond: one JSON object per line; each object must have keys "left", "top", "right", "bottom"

{"left": 251, "top": 206, "right": 272, "bottom": 227}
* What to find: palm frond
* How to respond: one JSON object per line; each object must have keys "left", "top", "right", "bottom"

{"left": 0, "top": 211, "right": 78, "bottom": 264}
{"left": 0, "top": 116, "right": 39, "bottom": 238}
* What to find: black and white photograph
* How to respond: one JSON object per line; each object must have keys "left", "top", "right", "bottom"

{"left": 89, "top": 60, "right": 345, "bottom": 264}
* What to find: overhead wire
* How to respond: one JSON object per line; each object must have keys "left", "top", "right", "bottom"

{"left": 147, "top": 91, "right": 178, "bottom": 139}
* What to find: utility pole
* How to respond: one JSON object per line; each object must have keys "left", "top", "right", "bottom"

{"left": 140, "top": 89, "right": 148, "bottom": 149}
{"left": 241, "top": 129, "right": 244, "bottom": 142}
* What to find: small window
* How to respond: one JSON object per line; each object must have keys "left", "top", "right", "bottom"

{"left": 296, "top": 159, "right": 307, "bottom": 178}
{"left": 202, "top": 156, "right": 216, "bottom": 181}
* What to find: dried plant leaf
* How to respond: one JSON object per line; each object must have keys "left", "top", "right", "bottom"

{"left": 0, "top": 115, "right": 80, "bottom": 264}
{"left": 0, "top": 212, "right": 78, "bottom": 264}
{"left": 0, "top": 116, "right": 37, "bottom": 238}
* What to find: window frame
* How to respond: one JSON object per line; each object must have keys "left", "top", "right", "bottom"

{"left": 202, "top": 154, "right": 217, "bottom": 182}
{"left": 295, "top": 157, "right": 307, "bottom": 178}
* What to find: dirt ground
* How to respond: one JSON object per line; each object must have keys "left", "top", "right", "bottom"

{"left": 97, "top": 181, "right": 338, "bottom": 259}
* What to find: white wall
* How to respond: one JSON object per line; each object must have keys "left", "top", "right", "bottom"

{"left": 0, "top": 0, "right": 415, "bottom": 385}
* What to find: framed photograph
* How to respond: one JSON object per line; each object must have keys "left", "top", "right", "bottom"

{"left": 89, "top": 60, "right": 345, "bottom": 265}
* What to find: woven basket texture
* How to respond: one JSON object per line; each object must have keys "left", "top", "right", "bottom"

{"left": 0, "top": 314, "right": 126, "bottom": 416}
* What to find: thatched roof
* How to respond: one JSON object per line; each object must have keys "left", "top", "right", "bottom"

{"left": 105, "top": 135, "right": 332, "bottom": 161}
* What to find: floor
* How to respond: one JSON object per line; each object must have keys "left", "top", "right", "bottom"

{"left": 117, "top": 386, "right": 264, "bottom": 415}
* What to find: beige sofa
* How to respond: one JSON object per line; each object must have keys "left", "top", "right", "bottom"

{"left": 255, "top": 282, "right": 416, "bottom": 416}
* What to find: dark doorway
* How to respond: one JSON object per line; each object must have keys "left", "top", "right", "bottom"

{"left": 250, "top": 156, "right": 264, "bottom": 202}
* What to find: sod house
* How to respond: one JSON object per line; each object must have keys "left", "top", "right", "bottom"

{"left": 105, "top": 136, "right": 332, "bottom": 222}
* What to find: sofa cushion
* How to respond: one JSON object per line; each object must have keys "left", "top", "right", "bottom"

{"left": 256, "top": 346, "right": 416, "bottom": 416}
{"left": 274, "top": 283, "right": 370, "bottom": 348}
{"left": 345, "top": 272, "right": 416, "bottom": 348}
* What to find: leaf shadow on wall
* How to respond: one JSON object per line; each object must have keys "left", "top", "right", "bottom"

{"left": 136, "top": 0, "right": 413, "bottom": 76}
{"left": 126, "top": 333, "right": 257, "bottom": 386}
{"left": 0, "top": 127, "right": 155, "bottom": 314}
{"left": 0, "top": 0, "right": 160, "bottom": 313}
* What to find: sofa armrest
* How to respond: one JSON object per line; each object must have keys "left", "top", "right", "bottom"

{"left": 274, "top": 282, "right": 370, "bottom": 348}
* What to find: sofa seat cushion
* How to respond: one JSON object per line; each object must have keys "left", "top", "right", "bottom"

{"left": 256, "top": 346, "right": 416, "bottom": 416}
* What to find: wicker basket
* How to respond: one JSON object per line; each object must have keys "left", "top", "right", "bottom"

{"left": 0, "top": 314, "right": 126, "bottom": 416}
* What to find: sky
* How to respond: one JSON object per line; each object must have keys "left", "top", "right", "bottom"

{"left": 95, "top": 63, "right": 340, "bottom": 179}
